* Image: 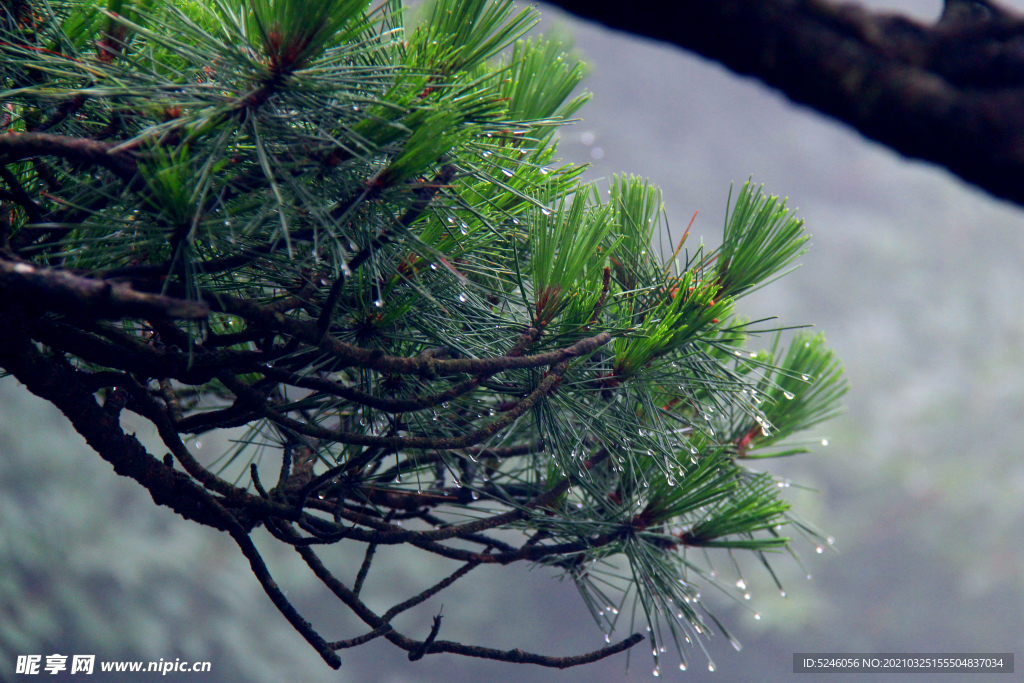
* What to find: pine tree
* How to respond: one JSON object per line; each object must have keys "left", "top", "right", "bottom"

{"left": 0, "top": 0, "right": 847, "bottom": 672}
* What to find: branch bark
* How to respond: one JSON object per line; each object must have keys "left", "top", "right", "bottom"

{"left": 541, "top": 0, "right": 1024, "bottom": 208}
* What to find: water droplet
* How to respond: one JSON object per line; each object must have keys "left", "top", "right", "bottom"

{"left": 780, "top": 590, "right": 787, "bottom": 597}
{"left": 754, "top": 613, "right": 761, "bottom": 620}
{"left": 783, "top": 391, "right": 795, "bottom": 400}
{"left": 821, "top": 439, "right": 829, "bottom": 446}
{"left": 743, "top": 592, "right": 751, "bottom": 600}
{"left": 806, "top": 573, "right": 813, "bottom": 580}
{"left": 458, "top": 293, "right": 468, "bottom": 303}
{"left": 501, "top": 168, "right": 513, "bottom": 177}
{"left": 652, "top": 649, "right": 658, "bottom": 656}
{"left": 827, "top": 536, "right": 835, "bottom": 545}
{"left": 679, "top": 663, "right": 687, "bottom": 671}
{"left": 609, "top": 606, "right": 619, "bottom": 615}
{"left": 730, "top": 637, "right": 742, "bottom": 651}
{"left": 511, "top": 217, "right": 520, "bottom": 225}
{"left": 604, "top": 634, "right": 611, "bottom": 643}
{"left": 734, "top": 350, "right": 742, "bottom": 356}
{"left": 194, "top": 441, "right": 202, "bottom": 449}
{"left": 815, "top": 545, "right": 824, "bottom": 553}
{"left": 539, "top": 167, "right": 550, "bottom": 175}
{"left": 459, "top": 222, "right": 468, "bottom": 235}
{"left": 761, "top": 425, "right": 770, "bottom": 436}
{"left": 374, "top": 298, "right": 383, "bottom": 308}
{"left": 652, "top": 666, "right": 660, "bottom": 677}
{"left": 736, "top": 579, "right": 746, "bottom": 589}
{"left": 749, "top": 352, "right": 757, "bottom": 358}
{"left": 429, "top": 262, "right": 438, "bottom": 270}
{"left": 708, "top": 663, "right": 716, "bottom": 672}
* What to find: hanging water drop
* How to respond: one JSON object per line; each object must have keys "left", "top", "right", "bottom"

{"left": 736, "top": 579, "right": 746, "bottom": 589}
{"left": 429, "top": 262, "right": 438, "bottom": 271}
{"left": 459, "top": 222, "right": 468, "bottom": 235}
{"left": 374, "top": 298, "right": 383, "bottom": 308}
{"left": 604, "top": 634, "right": 611, "bottom": 643}
{"left": 708, "top": 662, "right": 716, "bottom": 672}
{"left": 783, "top": 391, "right": 795, "bottom": 400}
{"left": 754, "top": 613, "right": 761, "bottom": 620}
{"left": 815, "top": 545, "right": 823, "bottom": 553}
{"left": 458, "top": 293, "right": 468, "bottom": 303}
{"left": 801, "top": 374, "right": 810, "bottom": 380}
{"left": 821, "top": 439, "right": 829, "bottom": 446}
{"left": 501, "top": 168, "right": 513, "bottom": 177}
{"left": 743, "top": 593, "right": 751, "bottom": 600}
{"left": 540, "top": 207, "right": 552, "bottom": 216}
{"left": 652, "top": 666, "right": 660, "bottom": 677}
{"left": 679, "top": 663, "right": 687, "bottom": 671}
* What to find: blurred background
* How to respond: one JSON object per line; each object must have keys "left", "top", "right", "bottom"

{"left": 2, "top": 0, "right": 1022, "bottom": 680}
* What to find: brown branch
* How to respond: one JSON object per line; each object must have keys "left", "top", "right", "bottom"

{"left": 255, "top": 351, "right": 583, "bottom": 451}
{"left": 0, "top": 165, "right": 43, "bottom": 224}
{"left": 0, "top": 256, "right": 209, "bottom": 320}
{"left": 31, "top": 318, "right": 264, "bottom": 385}
{"left": 258, "top": 328, "right": 542, "bottom": 413}
{"left": 296, "top": 543, "right": 643, "bottom": 668}
{"left": 0, "top": 132, "right": 136, "bottom": 181}
{"left": 542, "top": 0, "right": 1024, "bottom": 208}
{"left": 0, "top": 309, "right": 235, "bottom": 530}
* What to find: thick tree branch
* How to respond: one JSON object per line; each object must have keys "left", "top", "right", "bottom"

{"left": 0, "top": 132, "right": 137, "bottom": 181}
{"left": 542, "top": 0, "right": 1024, "bottom": 208}
{"left": 0, "top": 256, "right": 209, "bottom": 320}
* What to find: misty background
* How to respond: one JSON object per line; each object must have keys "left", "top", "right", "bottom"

{"left": 2, "top": 0, "right": 1022, "bottom": 680}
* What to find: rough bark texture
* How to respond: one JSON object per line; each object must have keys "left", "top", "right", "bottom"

{"left": 542, "top": 0, "right": 1024, "bottom": 207}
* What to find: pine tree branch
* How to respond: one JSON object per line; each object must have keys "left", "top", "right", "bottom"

{"left": 0, "top": 256, "right": 209, "bottom": 320}
{"left": 295, "top": 541, "right": 644, "bottom": 667}
{"left": 541, "top": 0, "right": 1024, "bottom": 207}
{"left": 0, "top": 132, "right": 137, "bottom": 181}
